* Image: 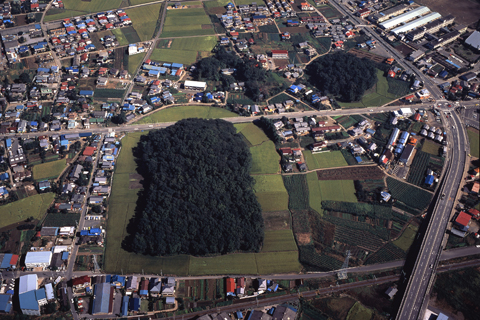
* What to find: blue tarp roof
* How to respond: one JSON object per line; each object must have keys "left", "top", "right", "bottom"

{"left": 0, "top": 172, "right": 9, "bottom": 180}
{"left": 0, "top": 254, "right": 13, "bottom": 269}
{"left": 19, "top": 291, "right": 38, "bottom": 311}
{"left": 425, "top": 175, "right": 434, "bottom": 185}
{"left": 171, "top": 63, "right": 183, "bottom": 69}
{"left": 30, "top": 121, "right": 38, "bottom": 126}
{"left": 79, "top": 90, "right": 94, "bottom": 96}
{"left": 61, "top": 252, "right": 69, "bottom": 260}
{"left": 130, "top": 297, "right": 140, "bottom": 311}
{"left": 35, "top": 288, "right": 46, "bottom": 301}
{"left": 60, "top": 140, "right": 69, "bottom": 146}
{"left": 355, "top": 156, "right": 363, "bottom": 163}
{"left": 35, "top": 24, "right": 41, "bottom": 29}
{"left": 5, "top": 139, "right": 11, "bottom": 148}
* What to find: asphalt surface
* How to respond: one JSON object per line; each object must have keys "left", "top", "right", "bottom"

{"left": 395, "top": 110, "right": 468, "bottom": 320}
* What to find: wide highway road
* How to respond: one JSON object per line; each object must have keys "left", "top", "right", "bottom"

{"left": 395, "top": 110, "right": 468, "bottom": 319}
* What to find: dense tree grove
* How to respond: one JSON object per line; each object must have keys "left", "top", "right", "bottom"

{"left": 194, "top": 48, "right": 283, "bottom": 102}
{"left": 125, "top": 119, "right": 264, "bottom": 256}
{"left": 306, "top": 52, "right": 377, "bottom": 102}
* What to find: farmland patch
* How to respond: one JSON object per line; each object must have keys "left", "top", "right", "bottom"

{"left": 316, "top": 166, "right": 384, "bottom": 180}
{"left": 0, "top": 193, "right": 55, "bottom": 229}
{"left": 134, "top": 105, "right": 236, "bottom": 124}
{"left": 126, "top": 3, "right": 163, "bottom": 41}
{"left": 303, "top": 150, "right": 348, "bottom": 170}
{"left": 161, "top": 7, "right": 215, "bottom": 38}
{"left": 386, "top": 177, "right": 432, "bottom": 211}
{"left": 32, "top": 159, "right": 67, "bottom": 181}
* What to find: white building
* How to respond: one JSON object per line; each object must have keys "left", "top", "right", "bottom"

{"left": 25, "top": 251, "right": 52, "bottom": 268}
{"left": 184, "top": 80, "right": 207, "bottom": 91}
{"left": 128, "top": 44, "right": 138, "bottom": 55}
{"left": 379, "top": 6, "right": 431, "bottom": 30}
{"left": 19, "top": 274, "right": 38, "bottom": 294}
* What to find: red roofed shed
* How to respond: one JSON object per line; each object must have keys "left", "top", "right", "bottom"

{"left": 226, "top": 278, "right": 235, "bottom": 293}
{"left": 83, "top": 146, "right": 97, "bottom": 156}
{"left": 455, "top": 211, "right": 471, "bottom": 227}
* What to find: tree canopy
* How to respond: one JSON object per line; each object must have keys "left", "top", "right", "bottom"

{"left": 306, "top": 52, "right": 378, "bottom": 102}
{"left": 125, "top": 118, "right": 264, "bottom": 256}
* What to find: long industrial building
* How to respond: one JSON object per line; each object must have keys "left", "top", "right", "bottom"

{"left": 391, "top": 12, "right": 441, "bottom": 35}
{"left": 371, "top": 4, "right": 409, "bottom": 23}
{"left": 379, "top": 6, "right": 431, "bottom": 30}
{"left": 427, "top": 30, "right": 461, "bottom": 49}
{"left": 406, "top": 14, "right": 455, "bottom": 41}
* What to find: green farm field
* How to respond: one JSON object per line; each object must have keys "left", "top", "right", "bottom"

{"left": 105, "top": 132, "right": 300, "bottom": 275}
{"left": 393, "top": 224, "right": 418, "bottom": 252}
{"left": 338, "top": 69, "right": 408, "bottom": 109}
{"left": 44, "top": 0, "right": 122, "bottom": 22}
{"left": 129, "top": 0, "right": 160, "bottom": 4}
{"left": 346, "top": 302, "right": 373, "bottom": 320}
{"left": 262, "top": 230, "right": 298, "bottom": 252}
{"left": 150, "top": 49, "right": 198, "bottom": 65}
{"left": 134, "top": 106, "right": 237, "bottom": 124}
{"left": 235, "top": 122, "right": 270, "bottom": 146}
{"left": 204, "top": 0, "right": 231, "bottom": 8}
{"left": 307, "top": 172, "right": 357, "bottom": 215}
{"left": 303, "top": 150, "right": 348, "bottom": 170}
{"left": 0, "top": 193, "right": 55, "bottom": 228}
{"left": 121, "top": 26, "right": 142, "bottom": 43}
{"left": 467, "top": 128, "right": 479, "bottom": 158}
{"left": 421, "top": 139, "right": 441, "bottom": 156}
{"left": 250, "top": 141, "right": 280, "bottom": 174}
{"left": 126, "top": 3, "right": 163, "bottom": 41}
{"left": 254, "top": 175, "right": 289, "bottom": 212}
{"left": 111, "top": 29, "right": 129, "bottom": 46}
{"left": 127, "top": 52, "right": 146, "bottom": 75}
{"left": 32, "top": 159, "right": 66, "bottom": 181}
{"left": 161, "top": 8, "right": 215, "bottom": 37}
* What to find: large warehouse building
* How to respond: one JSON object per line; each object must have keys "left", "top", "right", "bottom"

{"left": 379, "top": 6, "right": 431, "bottom": 30}
{"left": 406, "top": 14, "right": 455, "bottom": 41}
{"left": 371, "top": 4, "right": 409, "bottom": 23}
{"left": 391, "top": 12, "right": 442, "bottom": 35}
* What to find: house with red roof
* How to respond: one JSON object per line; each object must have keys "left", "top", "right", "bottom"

{"left": 83, "top": 146, "right": 96, "bottom": 156}
{"left": 455, "top": 211, "right": 471, "bottom": 231}
{"left": 226, "top": 278, "right": 235, "bottom": 296}
{"left": 71, "top": 276, "right": 91, "bottom": 289}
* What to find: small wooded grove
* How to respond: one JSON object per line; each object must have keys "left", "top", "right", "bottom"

{"left": 125, "top": 119, "right": 264, "bottom": 256}
{"left": 306, "top": 52, "right": 378, "bottom": 102}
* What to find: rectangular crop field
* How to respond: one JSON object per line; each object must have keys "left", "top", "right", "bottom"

{"left": 303, "top": 150, "right": 348, "bottom": 170}
{"left": 254, "top": 175, "right": 289, "bottom": 212}
{"left": 250, "top": 141, "right": 280, "bottom": 174}
{"left": 0, "top": 193, "right": 55, "bottom": 228}
{"left": 134, "top": 106, "right": 237, "bottom": 124}
{"left": 111, "top": 29, "right": 129, "bottom": 46}
{"left": 255, "top": 251, "right": 301, "bottom": 274}
{"left": 261, "top": 230, "right": 298, "bottom": 252}
{"left": 161, "top": 8, "right": 215, "bottom": 37}
{"left": 32, "top": 159, "right": 66, "bottom": 181}
{"left": 150, "top": 49, "right": 198, "bottom": 65}
{"left": 127, "top": 52, "right": 146, "bottom": 75}
{"left": 235, "top": 123, "right": 270, "bottom": 146}
{"left": 307, "top": 172, "right": 357, "bottom": 215}
{"left": 393, "top": 224, "right": 418, "bottom": 252}
{"left": 422, "top": 139, "right": 441, "bottom": 155}
{"left": 44, "top": 0, "right": 122, "bottom": 22}
{"left": 126, "top": 3, "right": 163, "bottom": 41}
{"left": 386, "top": 177, "right": 432, "bottom": 210}
{"left": 43, "top": 213, "right": 81, "bottom": 227}
{"left": 467, "top": 128, "right": 479, "bottom": 158}
{"left": 204, "top": 0, "right": 231, "bottom": 8}
{"left": 120, "top": 26, "right": 142, "bottom": 43}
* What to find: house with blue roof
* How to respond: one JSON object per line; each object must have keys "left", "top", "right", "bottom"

{"left": 121, "top": 296, "right": 129, "bottom": 316}
{"left": 111, "top": 275, "right": 126, "bottom": 288}
{"left": 19, "top": 46, "right": 29, "bottom": 54}
{"left": 92, "top": 283, "right": 112, "bottom": 315}
{"left": 150, "top": 96, "right": 161, "bottom": 104}
{"left": 425, "top": 175, "right": 434, "bottom": 186}
{"left": 79, "top": 90, "right": 94, "bottom": 97}
{"left": 148, "top": 70, "right": 160, "bottom": 78}
{"left": 5, "top": 139, "right": 12, "bottom": 149}
{"left": 288, "top": 85, "right": 300, "bottom": 94}
{"left": 0, "top": 294, "right": 12, "bottom": 313}
{"left": 0, "top": 172, "right": 9, "bottom": 181}
{"left": 35, "top": 288, "right": 47, "bottom": 306}
{"left": 130, "top": 297, "right": 140, "bottom": 312}
{"left": 0, "top": 187, "right": 9, "bottom": 199}
{"left": 19, "top": 291, "right": 40, "bottom": 316}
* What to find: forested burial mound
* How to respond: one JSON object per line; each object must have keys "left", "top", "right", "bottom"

{"left": 124, "top": 118, "right": 264, "bottom": 256}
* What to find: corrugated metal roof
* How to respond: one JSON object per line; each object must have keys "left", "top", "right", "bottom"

{"left": 380, "top": 6, "right": 431, "bottom": 29}
{"left": 92, "top": 283, "right": 111, "bottom": 314}
{"left": 392, "top": 12, "right": 441, "bottom": 35}
{"left": 19, "top": 275, "right": 38, "bottom": 294}
{"left": 25, "top": 251, "right": 52, "bottom": 265}
{"left": 19, "top": 291, "right": 39, "bottom": 311}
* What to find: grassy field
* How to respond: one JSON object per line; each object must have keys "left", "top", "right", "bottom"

{"left": 250, "top": 141, "right": 280, "bottom": 174}
{"left": 235, "top": 122, "right": 270, "bottom": 146}
{"left": 261, "top": 230, "right": 298, "bottom": 252}
{"left": 134, "top": 106, "right": 237, "bottom": 124}
{"left": 338, "top": 69, "right": 404, "bottom": 109}
{"left": 204, "top": 0, "right": 231, "bottom": 8}
{"left": 127, "top": 52, "right": 146, "bottom": 75}
{"left": 0, "top": 193, "right": 55, "bottom": 228}
{"left": 161, "top": 8, "right": 215, "bottom": 37}
{"left": 126, "top": 3, "right": 163, "bottom": 41}
{"left": 121, "top": 26, "right": 142, "bottom": 43}
{"left": 346, "top": 302, "right": 373, "bottom": 320}
{"left": 307, "top": 172, "right": 357, "bottom": 215}
{"left": 303, "top": 150, "right": 348, "bottom": 170}
{"left": 421, "top": 139, "right": 441, "bottom": 156}
{"left": 32, "top": 159, "right": 66, "bottom": 181}
{"left": 130, "top": 0, "right": 160, "bottom": 4}
{"left": 105, "top": 132, "right": 300, "bottom": 275}
{"left": 254, "top": 175, "right": 289, "bottom": 211}
{"left": 44, "top": 0, "right": 122, "bottom": 22}
{"left": 393, "top": 224, "right": 418, "bottom": 252}
{"left": 467, "top": 128, "right": 479, "bottom": 158}
{"left": 151, "top": 36, "right": 217, "bottom": 64}
{"left": 150, "top": 49, "right": 198, "bottom": 65}
{"left": 111, "top": 29, "right": 129, "bottom": 46}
